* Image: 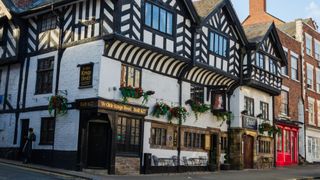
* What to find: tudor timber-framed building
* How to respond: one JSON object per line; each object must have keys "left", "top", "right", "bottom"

{"left": 0, "top": 0, "right": 287, "bottom": 174}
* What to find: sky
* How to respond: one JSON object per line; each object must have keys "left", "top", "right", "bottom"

{"left": 230, "top": 0, "right": 320, "bottom": 26}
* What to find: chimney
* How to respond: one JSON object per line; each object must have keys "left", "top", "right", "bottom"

{"left": 12, "top": 0, "right": 34, "bottom": 8}
{"left": 249, "top": 0, "right": 267, "bottom": 15}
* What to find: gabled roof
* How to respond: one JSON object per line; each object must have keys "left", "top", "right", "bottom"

{"left": 192, "top": 0, "right": 248, "bottom": 45}
{"left": 244, "top": 23, "right": 287, "bottom": 66}
{"left": 244, "top": 22, "right": 273, "bottom": 43}
{"left": 1, "top": 0, "right": 67, "bottom": 14}
{"left": 192, "top": 0, "right": 223, "bottom": 18}
{"left": 277, "top": 18, "right": 315, "bottom": 38}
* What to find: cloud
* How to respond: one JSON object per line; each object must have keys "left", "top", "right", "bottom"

{"left": 306, "top": 1, "right": 320, "bottom": 25}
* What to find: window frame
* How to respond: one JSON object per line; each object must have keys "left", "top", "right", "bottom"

{"left": 120, "top": 64, "right": 142, "bottom": 88}
{"left": 269, "top": 59, "right": 277, "bottom": 75}
{"left": 291, "top": 55, "right": 299, "bottom": 81}
{"left": 151, "top": 127, "right": 167, "bottom": 146}
{"left": 116, "top": 115, "right": 141, "bottom": 155}
{"left": 281, "top": 51, "right": 289, "bottom": 76}
{"left": 255, "top": 52, "right": 265, "bottom": 69}
{"left": 209, "top": 30, "right": 229, "bottom": 58}
{"left": 307, "top": 64, "right": 314, "bottom": 90}
{"left": 190, "top": 84, "right": 205, "bottom": 104}
{"left": 183, "top": 131, "right": 205, "bottom": 150}
{"left": 259, "top": 140, "right": 271, "bottom": 154}
{"left": 40, "top": 117, "right": 55, "bottom": 145}
{"left": 309, "top": 100, "right": 315, "bottom": 125}
{"left": 306, "top": 34, "right": 313, "bottom": 56}
{"left": 35, "top": 57, "right": 54, "bottom": 95}
{"left": 244, "top": 96, "right": 254, "bottom": 117}
{"left": 40, "top": 14, "right": 57, "bottom": 32}
{"left": 260, "top": 101, "right": 269, "bottom": 120}
{"left": 315, "top": 40, "right": 320, "bottom": 60}
{"left": 280, "top": 90, "right": 289, "bottom": 116}
{"left": 144, "top": 1, "right": 175, "bottom": 36}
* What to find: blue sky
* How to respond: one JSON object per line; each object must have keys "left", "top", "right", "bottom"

{"left": 230, "top": 0, "right": 320, "bottom": 25}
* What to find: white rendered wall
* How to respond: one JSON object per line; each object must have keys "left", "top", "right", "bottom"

{"left": 230, "top": 86, "right": 273, "bottom": 128}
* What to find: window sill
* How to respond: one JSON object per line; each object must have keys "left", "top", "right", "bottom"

{"left": 116, "top": 153, "right": 140, "bottom": 158}
{"left": 39, "top": 143, "right": 53, "bottom": 146}
{"left": 282, "top": 75, "right": 289, "bottom": 78}
{"left": 78, "top": 85, "right": 93, "bottom": 89}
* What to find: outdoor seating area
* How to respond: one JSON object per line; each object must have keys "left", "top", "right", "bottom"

{"left": 151, "top": 155, "right": 208, "bottom": 167}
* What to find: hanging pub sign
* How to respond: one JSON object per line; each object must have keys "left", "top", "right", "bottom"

{"left": 78, "top": 63, "right": 93, "bottom": 88}
{"left": 211, "top": 91, "right": 226, "bottom": 112}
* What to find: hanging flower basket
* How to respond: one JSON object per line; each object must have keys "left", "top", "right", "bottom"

{"left": 168, "top": 106, "right": 188, "bottom": 123}
{"left": 259, "top": 123, "right": 281, "bottom": 136}
{"left": 48, "top": 95, "right": 68, "bottom": 116}
{"left": 185, "top": 99, "right": 210, "bottom": 120}
{"left": 152, "top": 102, "right": 171, "bottom": 118}
{"left": 119, "top": 86, "right": 155, "bottom": 105}
{"left": 213, "top": 111, "right": 233, "bottom": 127}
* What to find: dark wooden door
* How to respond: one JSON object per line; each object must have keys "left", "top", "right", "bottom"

{"left": 87, "top": 122, "right": 108, "bottom": 168}
{"left": 20, "top": 119, "right": 29, "bottom": 149}
{"left": 209, "top": 134, "right": 218, "bottom": 167}
{"left": 243, "top": 135, "right": 254, "bottom": 169}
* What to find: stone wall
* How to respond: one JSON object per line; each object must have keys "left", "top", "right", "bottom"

{"left": 115, "top": 156, "right": 140, "bottom": 175}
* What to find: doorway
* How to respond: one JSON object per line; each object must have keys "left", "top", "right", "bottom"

{"left": 209, "top": 134, "right": 218, "bottom": 170}
{"left": 20, "top": 119, "right": 30, "bottom": 149}
{"left": 87, "top": 121, "right": 111, "bottom": 168}
{"left": 243, "top": 135, "right": 254, "bottom": 169}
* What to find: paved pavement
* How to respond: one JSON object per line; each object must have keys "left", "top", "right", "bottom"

{"left": 0, "top": 159, "right": 320, "bottom": 180}
{"left": 0, "top": 163, "right": 79, "bottom": 180}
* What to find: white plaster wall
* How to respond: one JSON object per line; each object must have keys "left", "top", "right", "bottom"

{"left": 6, "top": 64, "right": 20, "bottom": 108}
{"left": 230, "top": 86, "right": 273, "bottom": 128}
{"left": 0, "top": 66, "right": 8, "bottom": 110}
{"left": 0, "top": 114, "right": 16, "bottom": 148}
{"left": 98, "top": 56, "right": 122, "bottom": 99}
{"left": 59, "top": 40, "right": 104, "bottom": 102}
{"left": 25, "top": 51, "right": 58, "bottom": 108}
{"left": 18, "top": 110, "right": 79, "bottom": 151}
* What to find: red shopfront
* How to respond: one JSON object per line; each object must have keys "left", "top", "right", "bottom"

{"left": 276, "top": 122, "right": 299, "bottom": 166}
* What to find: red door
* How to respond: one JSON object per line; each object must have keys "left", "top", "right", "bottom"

{"left": 276, "top": 125, "right": 298, "bottom": 166}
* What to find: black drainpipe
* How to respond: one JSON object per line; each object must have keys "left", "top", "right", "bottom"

{"left": 177, "top": 79, "right": 183, "bottom": 172}
{"left": 51, "top": 8, "right": 66, "bottom": 166}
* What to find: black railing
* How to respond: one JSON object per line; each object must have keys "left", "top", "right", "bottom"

{"left": 251, "top": 65, "right": 282, "bottom": 90}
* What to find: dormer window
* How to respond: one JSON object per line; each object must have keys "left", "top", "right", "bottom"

{"left": 256, "top": 53, "right": 264, "bottom": 68}
{"left": 209, "top": 32, "right": 228, "bottom": 57}
{"left": 145, "top": 2, "right": 173, "bottom": 35}
{"left": 41, "top": 14, "right": 57, "bottom": 32}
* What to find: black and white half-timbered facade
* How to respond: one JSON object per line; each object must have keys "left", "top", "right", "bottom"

{"left": 228, "top": 22, "right": 287, "bottom": 169}
{"left": 0, "top": 0, "right": 287, "bottom": 174}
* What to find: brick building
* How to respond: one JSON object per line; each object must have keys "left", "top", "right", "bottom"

{"left": 243, "top": 0, "right": 320, "bottom": 164}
